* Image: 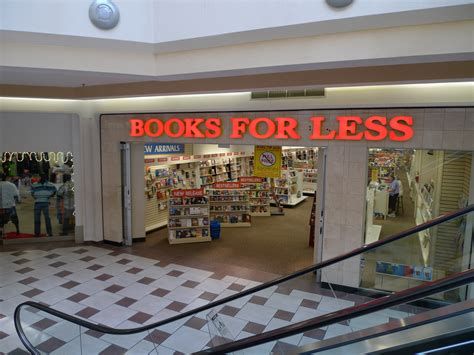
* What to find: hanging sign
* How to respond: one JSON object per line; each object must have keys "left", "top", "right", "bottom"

{"left": 130, "top": 116, "right": 414, "bottom": 142}
{"left": 144, "top": 143, "right": 185, "bottom": 155}
{"left": 371, "top": 169, "right": 379, "bottom": 182}
{"left": 212, "top": 182, "right": 241, "bottom": 189}
{"left": 254, "top": 146, "right": 282, "bottom": 178}
{"left": 239, "top": 177, "right": 264, "bottom": 183}
{"left": 172, "top": 188, "right": 204, "bottom": 197}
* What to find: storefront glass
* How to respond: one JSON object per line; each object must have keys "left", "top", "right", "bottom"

{"left": 363, "top": 148, "right": 473, "bottom": 300}
{"left": 0, "top": 152, "right": 75, "bottom": 241}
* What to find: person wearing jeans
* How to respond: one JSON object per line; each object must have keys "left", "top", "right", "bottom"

{"left": 388, "top": 175, "right": 400, "bottom": 218}
{"left": 0, "top": 173, "right": 21, "bottom": 234}
{"left": 31, "top": 175, "right": 56, "bottom": 236}
{"left": 57, "top": 174, "right": 75, "bottom": 236}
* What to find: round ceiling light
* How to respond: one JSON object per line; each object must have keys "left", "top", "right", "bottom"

{"left": 89, "top": 0, "right": 120, "bottom": 30}
{"left": 326, "top": 0, "right": 354, "bottom": 8}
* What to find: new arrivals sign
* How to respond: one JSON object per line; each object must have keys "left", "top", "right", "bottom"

{"left": 144, "top": 143, "right": 185, "bottom": 155}
{"left": 130, "top": 115, "right": 414, "bottom": 142}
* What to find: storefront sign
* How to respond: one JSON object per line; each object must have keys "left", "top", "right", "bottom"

{"left": 172, "top": 188, "right": 204, "bottom": 197}
{"left": 239, "top": 176, "right": 264, "bottom": 183}
{"left": 212, "top": 182, "right": 241, "bottom": 189}
{"left": 144, "top": 143, "right": 185, "bottom": 155}
{"left": 254, "top": 146, "right": 282, "bottom": 178}
{"left": 130, "top": 116, "right": 413, "bottom": 142}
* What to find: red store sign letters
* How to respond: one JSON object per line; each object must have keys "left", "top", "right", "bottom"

{"left": 129, "top": 115, "right": 414, "bottom": 142}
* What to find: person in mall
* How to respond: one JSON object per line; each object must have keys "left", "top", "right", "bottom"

{"left": 388, "top": 175, "right": 400, "bottom": 218}
{"left": 0, "top": 173, "right": 21, "bottom": 235}
{"left": 31, "top": 174, "right": 57, "bottom": 237}
{"left": 57, "top": 174, "right": 75, "bottom": 236}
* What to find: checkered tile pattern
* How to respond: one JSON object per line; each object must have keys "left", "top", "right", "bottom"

{"left": 0, "top": 246, "right": 416, "bottom": 354}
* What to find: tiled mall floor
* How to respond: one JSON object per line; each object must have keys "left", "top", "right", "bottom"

{"left": 0, "top": 246, "right": 416, "bottom": 354}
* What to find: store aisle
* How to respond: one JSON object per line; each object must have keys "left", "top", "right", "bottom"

{"left": 142, "top": 200, "right": 315, "bottom": 276}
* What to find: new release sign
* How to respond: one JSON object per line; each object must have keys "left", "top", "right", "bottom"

{"left": 144, "top": 143, "right": 185, "bottom": 155}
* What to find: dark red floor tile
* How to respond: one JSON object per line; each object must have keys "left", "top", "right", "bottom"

{"left": 151, "top": 288, "right": 170, "bottom": 297}
{"left": 115, "top": 297, "right": 137, "bottom": 307}
{"left": 199, "top": 291, "right": 218, "bottom": 301}
{"left": 128, "top": 312, "right": 153, "bottom": 324}
{"left": 95, "top": 273, "right": 113, "bottom": 281}
{"left": 60, "top": 280, "right": 80, "bottom": 289}
{"left": 36, "top": 337, "right": 66, "bottom": 353}
{"left": 274, "top": 310, "right": 294, "bottom": 321}
{"left": 87, "top": 264, "right": 103, "bottom": 271}
{"left": 75, "top": 307, "right": 100, "bottom": 319}
{"left": 137, "top": 277, "right": 155, "bottom": 285}
{"left": 184, "top": 316, "right": 207, "bottom": 330}
{"left": 182, "top": 280, "right": 199, "bottom": 288}
{"left": 31, "top": 318, "right": 57, "bottom": 331}
{"left": 68, "top": 292, "right": 88, "bottom": 302}
{"left": 54, "top": 270, "right": 73, "bottom": 278}
{"left": 22, "top": 288, "right": 44, "bottom": 298}
{"left": 218, "top": 305, "right": 240, "bottom": 317}
{"left": 49, "top": 261, "right": 66, "bottom": 268}
{"left": 104, "top": 284, "right": 124, "bottom": 293}
{"left": 167, "top": 270, "right": 183, "bottom": 277}
{"left": 166, "top": 301, "right": 187, "bottom": 312}
{"left": 144, "top": 329, "right": 171, "bottom": 345}
{"left": 125, "top": 267, "right": 143, "bottom": 274}
{"left": 227, "top": 283, "right": 245, "bottom": 292}
{"left": 248, "top": 295, "right": 267, "bottom": 305}
{"left": 15, "top": 267, "right": 34, "bottom": 274}
{"left": 243, "top": 322, "right": 265, "bottom": 334}
{"left": 18, "top": 277, "right": 38, "bottom": 285}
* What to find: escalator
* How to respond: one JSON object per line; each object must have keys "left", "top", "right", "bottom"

{"left": 14, "top": 205, "right": 474, "bottom": 354}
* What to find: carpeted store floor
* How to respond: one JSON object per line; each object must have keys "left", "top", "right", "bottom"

{"left": 137, "top": 198, "right": 315, "bottom": 277}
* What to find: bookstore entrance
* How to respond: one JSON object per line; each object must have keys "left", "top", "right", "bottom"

{"left": 137, "top": 143, "right": 322, "bottom": 276}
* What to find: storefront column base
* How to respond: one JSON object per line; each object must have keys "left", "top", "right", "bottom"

{"left": 103, "top": 239, "right": 124, "bottom": 247}
{"left": 74, "top": 225, "right": 84, "bottom": 243}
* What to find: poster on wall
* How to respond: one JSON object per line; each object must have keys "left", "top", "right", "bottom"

{"left": 254, "top": 146, "right": 282, "bottom": 178}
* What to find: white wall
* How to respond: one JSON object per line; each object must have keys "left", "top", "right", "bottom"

{"left": 2, "top": 0, "right": 471, "bottom": 45}
{"left": 192, "top": 144, "right": 254, "bottom": 155}
{"left": 0, "top": 112, "right": 76, "bottom": 152}
{"left": 154, "top": 0, "right": 473, "bottom": 43}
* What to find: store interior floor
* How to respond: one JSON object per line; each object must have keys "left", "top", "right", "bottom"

{"left": 141, "top": 198, "right": 315, "bottom": 277}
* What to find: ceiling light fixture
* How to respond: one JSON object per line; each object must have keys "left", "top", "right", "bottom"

{"left": 326, "top": 0, "right": 354, "bottom": 8}
{"left": 89, "top": 0, "right": 120, "bottom": 30}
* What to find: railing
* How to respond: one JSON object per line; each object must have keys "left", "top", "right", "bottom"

{"left": 196, "top": 268, "right": 474, "bottom": 354}
{"left": 14, "top": 204, "right": 474, "bottom": 354}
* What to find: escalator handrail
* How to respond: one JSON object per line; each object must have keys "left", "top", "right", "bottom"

{"left": 197, "top": 268, "right": 474, "bottom": 354}
{"left": 14, "top": 204, "right": 473, "bottom": 346}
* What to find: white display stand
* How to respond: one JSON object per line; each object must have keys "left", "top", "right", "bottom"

{"left": 365, "top": 188, "right": 382, "bottom": 244}
{"left": 374, "top": 189, "right": 389, "bottom": 219}
{"left": 168, "top": 189, "right": 211, "bottom": 244}
{"left": 302, "top": 169, "right": 317, "bottom": 195}
{"left": 272, "top": 169, "right": 307, "bottom": 206}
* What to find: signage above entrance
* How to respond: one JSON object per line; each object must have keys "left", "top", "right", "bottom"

{"left": 130, "top": 115, "right": 413, "bottom": 142}
{"left": 144, "top": 143, "right": 185, "bottom": 155}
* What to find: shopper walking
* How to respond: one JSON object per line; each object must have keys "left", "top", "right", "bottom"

{"left": 0, "top": 173, "right": 20, "bottom": 234}
{"left": 31, "top": 174, "right": 56, "bottom": 237}
{"left": 388, "top": 175, "right": 400, "bottom": 218}
{"left": 57, "top": 174, "right": 75, "bottom": 236}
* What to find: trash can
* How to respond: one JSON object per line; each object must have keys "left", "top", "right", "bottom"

{"left": 210, "top": 220, "right": 221, "bottom": 240}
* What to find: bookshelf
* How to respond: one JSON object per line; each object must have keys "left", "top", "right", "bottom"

{"left": 238, "top": 176, "right": 271, "bottom": 216}
{"left": 208, "top": 182, "right": 251, "bottom": 227}
{"left": 168, "top": 189, "right": 211, "bottom": 244}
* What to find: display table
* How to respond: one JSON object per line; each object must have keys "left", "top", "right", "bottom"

{"left": 374, "top": 273, "right": 426, "bottom": 292}
{"left": 365, "top": 224, "right": 382, "bottom": 244}
{"left": 374, "top": 189, "right": 389, "bottom": 219}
